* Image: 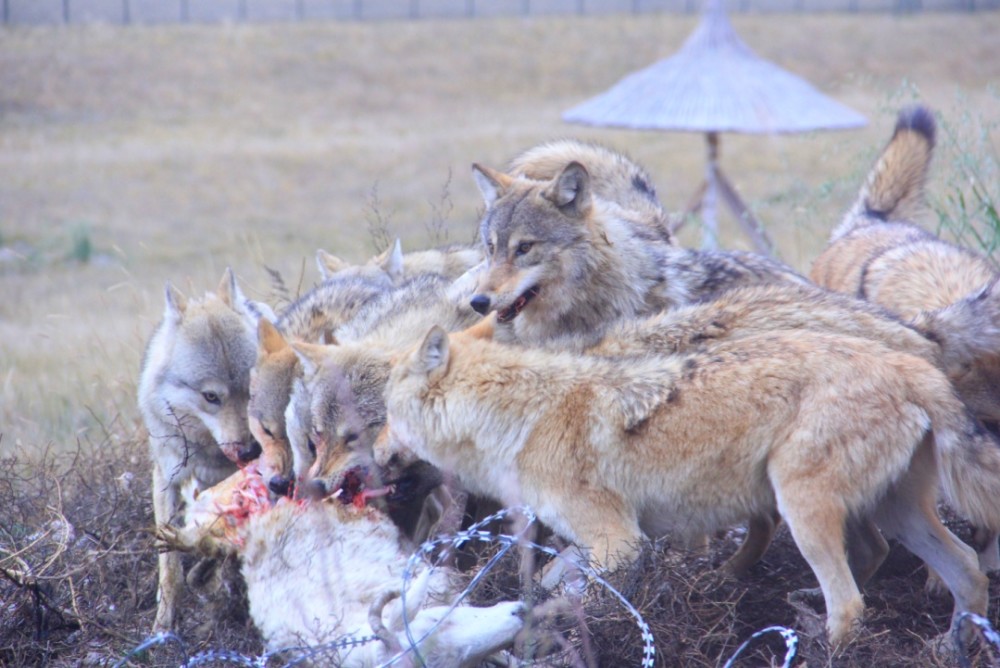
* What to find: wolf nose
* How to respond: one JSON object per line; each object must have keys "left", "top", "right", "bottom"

{"left": 268, "top": 475, "right": 292, "bottom": 497}
{"left": 470, "top": 294, "right": 491, "bottom": 314}
{"left": 237, "top": 439, "right": 262, "bottom": 464}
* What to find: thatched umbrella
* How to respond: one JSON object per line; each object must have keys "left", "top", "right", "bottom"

{"left": 563, "top": 0, "right": 867, "bottom": 253}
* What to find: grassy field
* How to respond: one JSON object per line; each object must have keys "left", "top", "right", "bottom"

{"left": 1, "top": 12, "right": 999, "bottom": 452}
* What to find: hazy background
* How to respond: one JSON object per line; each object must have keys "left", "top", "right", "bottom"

{"left": 1, "top": 10, "right": 998, "bottom": 453}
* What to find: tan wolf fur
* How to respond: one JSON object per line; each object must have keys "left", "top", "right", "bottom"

{"left": 466, "top": 282, "right": 964, "bottom": 577}
{"left": 812, "top": 105, "right": 1000, "bottom": 569}
{"left": 317, "top": 238, "right": 483, "bottom": 285}
{"left": 469, "top": 142, "right": 808, "bottom": 347}
{"left": 138, "top": 269, "right": 265, "bottom": 631}
{"left": 163, "top": 468, "right": 524, "bottom": 667}
{"left": 378, "top": 325, "right": 993, "bottom": 646}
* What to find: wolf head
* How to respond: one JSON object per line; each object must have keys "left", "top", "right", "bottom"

{"left": 469, "top": 161, "right": 594, "bottom": 326}
{"left": 140, "top": 269, "right": 265, "bottom": 470}
{"left": 912, "top": 277, "right": 1000, "bottom": 428}
{"left": 292, "top": 340, "right": 393, "bottom": 502}
{"left": 248, "top": 319, "right": 300, "bottom": 498}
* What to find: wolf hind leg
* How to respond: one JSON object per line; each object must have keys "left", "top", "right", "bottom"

{"left": 773, "top": 480, "right": 863, "bottom": 647}
{"left": 845, "top": 515, "right": 889, "bottom": 589}
{"left": 720, "top": 511, "right": 780, "bottom": 577}
{"left": 874, "top": 441, "right": 988, "bottom": 639}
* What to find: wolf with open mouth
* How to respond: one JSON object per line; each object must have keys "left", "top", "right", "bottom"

{"left": 469, "top": 141, "right": 807, "bottom": 349}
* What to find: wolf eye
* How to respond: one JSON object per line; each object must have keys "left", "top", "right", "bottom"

{"left": 344, "top": 432, "right": 359, "bottom": 445}
{"left": 307, "top": 438, "right": 316, "bottom": 457}
{"left": 515, "top": 242, "right": 534, "bottom": 256}
{"left": 486, "top": 242, "right": 495, "bottom": 255}
{"left": 262, "top": 425, "right": 274, "bottom": 438}
{"left": 202, "top": 391, "right": 221, "bottom": 405}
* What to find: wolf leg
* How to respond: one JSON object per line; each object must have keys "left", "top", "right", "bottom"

{"left": 720, "top": 511, "right": 779, "bottom": 577}
{"left": 152, "top": 463, "right": 182, "bottom": 632}
{"left": 844, "top": 515, "right": 889, "bottom": 589}
{"left": 775, "top": 485, "right": 863, "bottom": 647}
{"left": 875, "top": 444, "right": 988, "bottom": 641}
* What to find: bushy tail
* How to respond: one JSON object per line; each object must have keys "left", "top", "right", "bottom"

{"left": 833, "top": 105, "right": 936, "bottom": 240}
{"left": 915, "top": 364, "right": 1000, "bottom": 534}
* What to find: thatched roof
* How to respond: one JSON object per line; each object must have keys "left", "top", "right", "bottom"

{"left": 563, "top": 0, "right": 867, "bottom": 134}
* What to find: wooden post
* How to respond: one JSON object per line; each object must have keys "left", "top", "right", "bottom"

{"left": 702, "top": 132, "right": 720, "bottom": 250}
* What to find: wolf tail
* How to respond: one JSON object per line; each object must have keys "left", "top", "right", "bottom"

{"left": 913, "top": 360, "right": 1000, "bottom": 566}
{"left": 835, "top": 106, "right": 936, "bottom": 239}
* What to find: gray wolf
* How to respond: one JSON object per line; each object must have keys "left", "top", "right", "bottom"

{"left": 287, "top": 273, "right": 481, "bottom": 538}
{"left": 248, "top": 272, "right": 396, "bottom": 497}
{"left": 468, "top": 141, "right": 808, "bottom": 347}
{"left": 377, "top": 325, "right": 994, "bottom": 646}
{"left": 138, "top": 268, "right": 265, "bottom": 631}
{"left": 811, "top": 105, "right": 1000, "bottom": 569}
{"left": 164, "top": 468, "right": 525, "bottom": 667}
{"left": 251, "top": 272, "right": 477, "bottom": 500}
{"left": 317, "top": 237, "right": 483, "bottom": 285}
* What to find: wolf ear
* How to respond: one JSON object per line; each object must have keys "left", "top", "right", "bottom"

{"left": 316, "top": 249, "right": 349, "bottom": 281}
{"left": 291, "top": 341, "right": 329, "bottom": 379}
{"left": 258, "top": 318, "right": 289, "bottom": 355}
{"left": 416, "top": 325, "right": 450, "bottom": 376}
{"left": 472, "top": 164, "right": 513, "bottom": 208}
{"left": 374, "top": 238, "right": 404, "bottom": 283}
{"left": 219, "top": 267, "right": 275, "bottom": 326}
{"left": 164, "top": 282, "right": 188, "bottom": 322}
{"left": 546, "top": 161, "right": 591, "bottom": 217}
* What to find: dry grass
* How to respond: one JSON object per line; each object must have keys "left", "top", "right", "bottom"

{"left": 1, "top": 11, "right": 1000, "bottom": 666}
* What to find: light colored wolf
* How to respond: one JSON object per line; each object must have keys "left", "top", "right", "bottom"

{"left": 317, "top": 238, "right": 483, "bottom": 285}
{"left": 469, "top": 142, "right": 808, "bottom": 347}
{"left": 811, "top": 105, "right": 1000, "bottom": 569}
{"left": 138, "top": 269, "right": 266, "bottom": 632}
{"left": 164, "top": 468, "right": 524, "bottom": 667}
{"left": 377, "top": 325, "right": 997, "bottom": 646}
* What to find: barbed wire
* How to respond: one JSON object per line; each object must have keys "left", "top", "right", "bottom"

{"left": 953, "top": 612, "right": 1000, "bottom": 668}
{"left": 721, "top": 625, "right": 798, "bottom": 668}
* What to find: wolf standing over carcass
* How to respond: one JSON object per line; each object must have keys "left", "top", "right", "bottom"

{"left": 812, "top": 105, "right": 1000, "bottom": 572}
{"left": 138, "top": 269, "right": 265, "bottom": 632}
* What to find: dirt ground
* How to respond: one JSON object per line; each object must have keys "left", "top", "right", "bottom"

{"left": 2, "top": 10, "right": 1000, "bottom": 667}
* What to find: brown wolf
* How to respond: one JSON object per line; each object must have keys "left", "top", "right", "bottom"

{"left": 811, "top": 105, "right": 1000, "bottom": 570}
{"left": 469, "top": 142, "right": 808, "bottom": 347}
{"left": 138, "top": 269, "right": 265, "bottom": 631}
{"left": 377, "top": 325, "right": 995, "bottom": 646}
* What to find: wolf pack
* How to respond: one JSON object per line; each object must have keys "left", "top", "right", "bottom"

{"left": 141, "top": 105, "right": 1000, "bottom": 665}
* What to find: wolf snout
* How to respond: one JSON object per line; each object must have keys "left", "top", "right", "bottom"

{"left": 268, "top": 475, "right": 293, "bottom": 497}
{"left": 470, "top": 294, "right": 492, "bottom": 315}
{"left": 237, "top": 439, "right": 262, "bottom": 464}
